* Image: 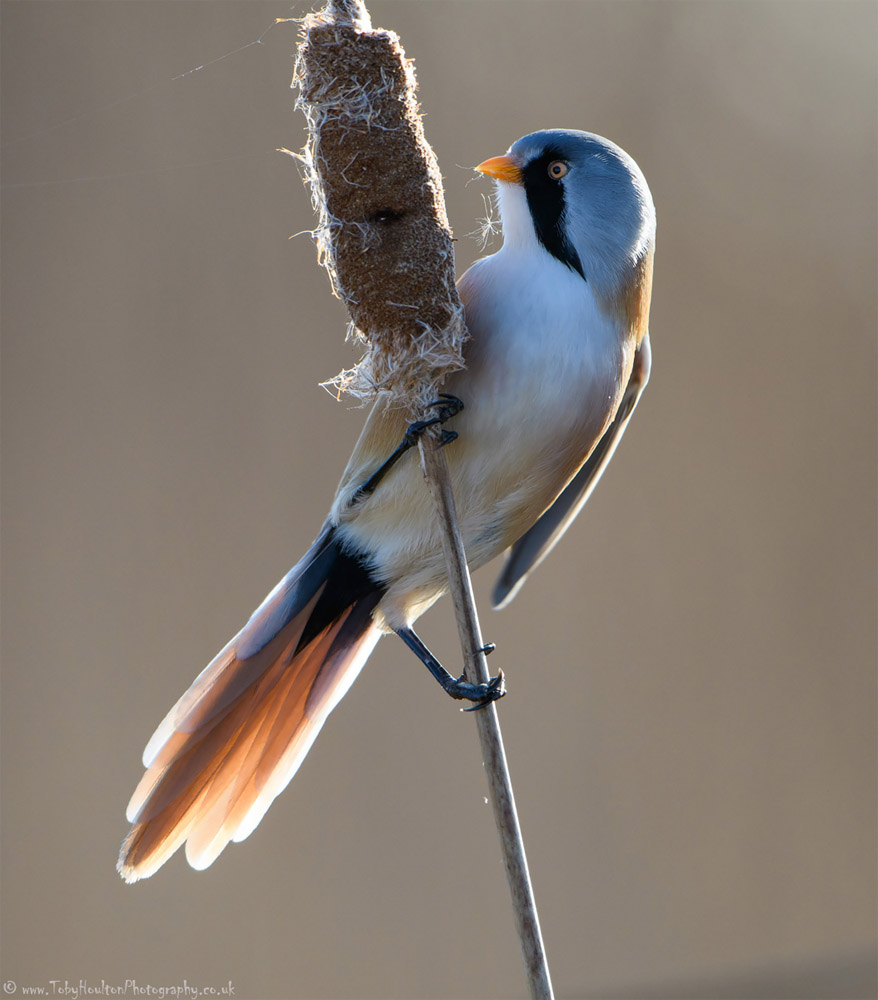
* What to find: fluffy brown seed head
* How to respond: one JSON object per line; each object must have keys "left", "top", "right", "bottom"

{"left": 294, "top": 0, "right": 467, "bottom": 412}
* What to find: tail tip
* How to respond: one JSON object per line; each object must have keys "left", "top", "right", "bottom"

{"left": 117, "top": 829, "right": 149, "bottom": 884}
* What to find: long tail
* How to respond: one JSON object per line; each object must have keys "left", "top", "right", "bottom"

{"left": 118, "top": 524, "right": 384, "bottom": 882}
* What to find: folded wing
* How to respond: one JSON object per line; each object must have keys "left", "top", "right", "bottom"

{"left": 493, "top": 335, "right": 651, "bottom": 608}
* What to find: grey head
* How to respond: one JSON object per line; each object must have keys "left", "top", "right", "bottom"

{"left": 495, "top": 129, "right": 656, "bottom": 298}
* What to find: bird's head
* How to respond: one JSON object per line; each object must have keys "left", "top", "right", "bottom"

{"left": 476, "top": 129, "right": 655, "bottom": 302}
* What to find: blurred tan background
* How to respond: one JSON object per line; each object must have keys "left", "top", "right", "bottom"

{"left": 2, "top": 2, "right": 875, "bottom": 998}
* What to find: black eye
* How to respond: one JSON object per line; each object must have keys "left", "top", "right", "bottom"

{"left": 547, "top": 160, "right": 568, "bottom": 180}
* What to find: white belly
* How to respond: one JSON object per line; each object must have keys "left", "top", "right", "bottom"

{"left": 335, "top": 247, "right": 631, "bottom": 630}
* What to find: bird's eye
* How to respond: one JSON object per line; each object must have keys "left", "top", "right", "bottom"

{"left": 547, "top": 160, "right": 568, "bottom": 179}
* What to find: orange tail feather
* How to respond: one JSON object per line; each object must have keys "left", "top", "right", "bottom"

{"left": 118, "top": 525, "right": 383, "bottom": 882}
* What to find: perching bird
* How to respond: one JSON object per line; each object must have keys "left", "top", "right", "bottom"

{"left": 118, "top": 129, "right": 655, "bottom": 882}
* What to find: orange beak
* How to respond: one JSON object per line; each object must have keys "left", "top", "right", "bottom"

{"left": 475, "top": 154, "right": 523, "bottom": 184}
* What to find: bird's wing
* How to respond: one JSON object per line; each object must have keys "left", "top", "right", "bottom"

{"left": 492, "top": 334, "right": 651, "bottom": 608}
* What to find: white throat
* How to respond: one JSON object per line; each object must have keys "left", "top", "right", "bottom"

{"left": 494, "top": 181, "right": 542, "bottom": 254}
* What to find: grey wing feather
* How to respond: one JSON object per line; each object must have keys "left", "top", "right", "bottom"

{"left": 492, "top": 334, "right": 651, "bottom": 609}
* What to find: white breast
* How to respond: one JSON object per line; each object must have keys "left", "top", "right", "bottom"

{"left": 455, "top": 245, "right": 627, "bottom": 442}
{"left": 336, "top": 243, "right": 632, "bottom": 630}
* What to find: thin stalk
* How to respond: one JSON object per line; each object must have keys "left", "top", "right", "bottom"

{"left": 419, "top": 433, "right": 554, "bottom": 1000}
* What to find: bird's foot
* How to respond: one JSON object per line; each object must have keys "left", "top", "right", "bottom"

{"left": 394, "top": 625, "right": 504, "bottom": 712}
{"left": 402, "top": 394, "right": 464, "bottom": 447}
{"left": 352, "top": 396, "right": 463, "bottom": 504}
{"left": 444, "top": 669, "right": 506, "bottom": 712}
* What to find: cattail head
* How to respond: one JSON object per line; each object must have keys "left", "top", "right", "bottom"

{"left": 293, "top": 0, "right": 467, "bottom": 413}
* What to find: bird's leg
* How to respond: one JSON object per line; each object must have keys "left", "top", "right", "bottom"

{"left": 350, "top": 394, "right": 463, "bottom": 504}
{"left": 394, "top": 626, "right": 506, "bottom": 711}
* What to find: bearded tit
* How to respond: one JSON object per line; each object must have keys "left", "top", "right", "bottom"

{"left": 118, "top": 128, "right": 655, "bottom": 881}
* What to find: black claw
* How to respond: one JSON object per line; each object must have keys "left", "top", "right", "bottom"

{"left": 427, "top": 392, "right": 464, "bottom": 411}
{"left": 439, "top": 429, "right": 458, "bottom": 447}
{"left": 462, "top": 671, "right": 506, "bottom": 712}
{"left": 478, "top": 642, "right": 496, "bottom": 657}
{"left": 425, "top": 393, "right": 464, "bottom": 423}
{"left": 403, "top": 420, "right": 430, "bottom": 447}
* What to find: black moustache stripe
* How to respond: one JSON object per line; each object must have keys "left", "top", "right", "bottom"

{"left": 521, "top": 151, "right": 586, "bottom": 281}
